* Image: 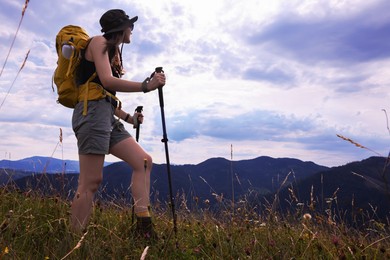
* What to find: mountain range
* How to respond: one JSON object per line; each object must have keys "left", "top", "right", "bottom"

{"left": 1, "top": 155, "right": 389, "bottom": 221}
{"left": 0, "top": 156, "right": 79, "bottom": 173}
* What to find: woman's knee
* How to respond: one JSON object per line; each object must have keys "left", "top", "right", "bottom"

{"left": 90, "top": 176, "right": 103, "bottom": 193}
{"left": 133, "top": 152, "right": 153, "bottom": 171}
{"left": 143, "top": 152, "right": 153, "bottom": 170}
{"left": 79, "top": 175, "right": 103, "bottom": 193}
{"left": 145, "top": 153, "right": 153, "bottom": 167}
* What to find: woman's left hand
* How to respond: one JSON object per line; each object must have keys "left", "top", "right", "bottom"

{"left": 132, "top": 112, "right": 144, "bottom": 126}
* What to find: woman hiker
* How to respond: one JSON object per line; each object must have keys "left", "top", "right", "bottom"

{"left": 70, "top": 9, "right": 166, "bottom": 239}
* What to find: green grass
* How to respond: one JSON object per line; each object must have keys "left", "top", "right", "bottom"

{"left": 1, "top": 186, "right": 390, "bottom": 259}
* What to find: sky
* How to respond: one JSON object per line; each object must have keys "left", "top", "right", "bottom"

{"left": 0, "top": 0, "right": 390, "bottom": 167}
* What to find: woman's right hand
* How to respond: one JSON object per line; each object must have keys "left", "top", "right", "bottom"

{"left": 147, "top": 72, "right": 166, "bottom": 91}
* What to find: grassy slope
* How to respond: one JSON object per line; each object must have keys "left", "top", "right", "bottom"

{"left": 1, "top": 187, "right": 390, "bottom": 259}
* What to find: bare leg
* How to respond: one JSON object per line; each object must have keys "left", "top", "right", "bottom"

{"left": 71, "top": 154, "right": 105, "bottom": 232}
{"left": 109, "top": 137, "right": 152, "bottom": 214}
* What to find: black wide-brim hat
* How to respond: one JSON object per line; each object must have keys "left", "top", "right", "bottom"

{"left": 100, "top": 9, "right": 138, "bottom": 34}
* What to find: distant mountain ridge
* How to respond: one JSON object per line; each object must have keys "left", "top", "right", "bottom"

{"left": 3, "top": 155, "right": 390, "bottom": 220}
{"left": 3, "top": 156, "right": 329, "bottom": 203}
{"left": 96, "top": 156, "right": 328, "bottom": 207}
{"left": 0, "top": 156, "right": 79, "bottom": 173}
{"left": 0, "top": 156, "right": 111, "bottom": 173}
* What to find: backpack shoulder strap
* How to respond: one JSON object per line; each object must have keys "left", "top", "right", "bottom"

{"left": 80, "top": 37, "right": 94, "bottom": 59}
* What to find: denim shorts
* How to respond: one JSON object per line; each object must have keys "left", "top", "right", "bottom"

{"left": 72, "top": 99, "right": 131, "bottom": 155}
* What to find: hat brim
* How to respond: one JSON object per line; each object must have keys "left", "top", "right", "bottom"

{"left": 104, "top": 16, "right": 138, "bottom": 34}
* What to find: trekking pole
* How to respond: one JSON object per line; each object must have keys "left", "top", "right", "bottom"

{"left": 153, "top": 66, "right": 178, "bottom": 237}
{"left": 131, "top": 105, "right": 143, "bottom": 225}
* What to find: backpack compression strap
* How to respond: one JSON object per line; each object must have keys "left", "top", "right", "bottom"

{"left": 81, "top": 73, "right": 122, "bottom": 116}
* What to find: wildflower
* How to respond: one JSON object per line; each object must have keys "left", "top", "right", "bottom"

{"left": 251, "top": 238, "right": 257, "bottom": 246}
{"left": 338, "top": 251, "right": 346, "bottom": 260}
{"left": 226, "top": 233, "right": 232, "bottom": 242}
{"left": 332, "top": 235, "right": 340, "bottom": 247}
{"left": 193, "top": 246, "right": 201, "bottom": 253}
{"left": 3, "top": 247, "right": 9, "bottom": 254}
{"left": 303, "top": 213, "right": 312, "bottom": 221}
{"left": 6, "top": 210, "right": 13, "bottom": 218}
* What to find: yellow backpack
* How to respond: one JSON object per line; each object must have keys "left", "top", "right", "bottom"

{"left": 53, "top": 25, "right": 120, "bottom": 115}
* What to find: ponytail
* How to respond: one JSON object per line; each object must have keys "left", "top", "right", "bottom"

{"left": 103, "top": 32, "right": 124, "bottom": 76}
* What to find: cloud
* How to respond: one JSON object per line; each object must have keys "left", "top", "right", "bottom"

{"left": 245, "top": 0, "right": 390, "bottom": 65}
{"left": 243, "top": 67, "right": 294, "bottom": 85}
{"left": 166, "top": 108, "right": 320, "bottom": 142}
{"left": 1, "top": 0, "right": 390, "bottom": 167}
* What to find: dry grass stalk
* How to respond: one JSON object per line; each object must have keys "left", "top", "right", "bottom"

{"left": 140, "top": 246, "right": 150, "bottom": 260}
{"left": 336, "top": 134, "right": 382, "bottom": 156}
{"left": 60, "top": 230, "right": 89, "bottom": 260}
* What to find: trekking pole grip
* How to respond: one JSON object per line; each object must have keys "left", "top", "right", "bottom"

{"left": 155, "top": 66, "right": 163, "bottom": 74}
{"left": 134, "top": 105, "right": 143, "bottom": 142}
{"left": 154, "top": 66, "right": 165, "bottom": 107}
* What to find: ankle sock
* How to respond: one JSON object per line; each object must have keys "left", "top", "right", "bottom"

{"left": 135, "top": 210, "right": 151, "bottom": 218}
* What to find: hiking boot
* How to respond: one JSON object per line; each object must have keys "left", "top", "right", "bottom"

{"left": 135, "top": 216, "right": 158, "bottom": 241}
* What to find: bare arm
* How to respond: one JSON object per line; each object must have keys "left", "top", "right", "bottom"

{"left": 115, "top": 108, "right": 143, "bottom": 125}
{"left": 86, "top": 36, "right": 165, "bottom": 92}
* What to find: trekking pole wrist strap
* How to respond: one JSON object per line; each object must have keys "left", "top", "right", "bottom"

{"left": 124, "top": 113, "right": 130, "bottom": 123}
{"left": 142, "top": 77, "right": 150, "bottom": 93}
